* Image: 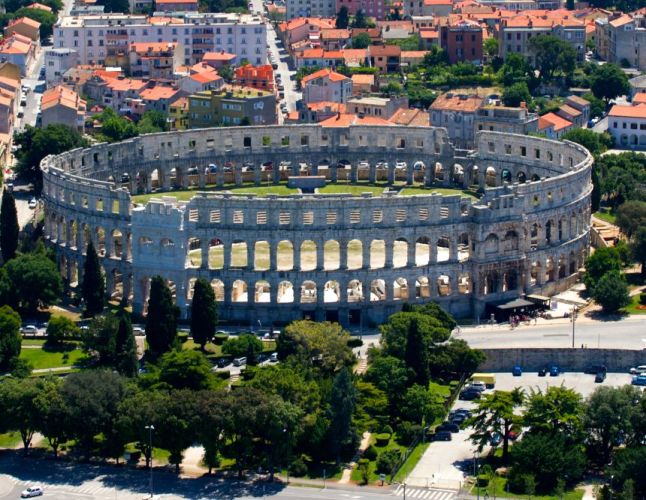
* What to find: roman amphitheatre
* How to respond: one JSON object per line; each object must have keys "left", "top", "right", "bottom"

{"left": 41, "top": 124, "right": 592, "bottom": 326}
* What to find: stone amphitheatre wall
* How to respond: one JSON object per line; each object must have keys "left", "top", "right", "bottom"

{"left": 41, "top": 125, "right": 593, "bottom": 327}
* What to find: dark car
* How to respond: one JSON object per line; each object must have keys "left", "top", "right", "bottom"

{"left": 490, "top": 432, "right": 502, "bottom": 446}
{"left": 450, "top": 413, "right": 467, "bottom": 425}
{"left": 595, "top": 371, "right": 606, "bottom": 383}
{"left": 512, "top": 365, "right": 522, "bottom": 376}
{"left": 216, "top": 358, "right": 232, "bottom": 368}
{"left": 437, "top": 422, "right": 460, "bottom": 433}
{"left": 538, "top": 367, "right": 547, "bottom": 377}
{"left": 584, "top": 364, "right": 608, "bottom": 375}
{"left": 433, "top": 430, "right": 452, "bottom": 441}
{"left": 459, "top": 389, "right": 481, "bottom": 401}
{"left": 550, "top": 365, "right": 560, "bottom": 376}
{"left": 257, "top": 353, "right": 268, "bottom": 363}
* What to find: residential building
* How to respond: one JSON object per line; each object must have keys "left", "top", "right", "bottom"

{"left": 155, "top": 0, "right": 198, "bottom": 11}
{"left": 84, "top": 74, "right": 148, "bottom": 111}
{"left": 202, "top": 51, "right": 237, "bottom": 68}
{"left": 4, "top": 17, "right": 40, "bottom": 44}
{"left": 336, "top": 0, "right": 386, "bottom": 20}
{"left": 178, "top": 69, "right": 224, "bottom": 93}
{"left": 139, "top": 85, "right": 182, "bottom": 112}
{"left": 419, "top": 28, "right": 439, "bottom": 49}
{"left": 286, "top": 0, "right": 336, "bottom": 20}
{"left": 388, "top": 107, "right": 430, "bottom": 126}
{"left": 129, "top": 0, "right": 153, "bottom": 13}
{"left": 351, "top": 73, "right": 374, "bottom": 95}
{"left": 0, "top": 34, "right": 36, "bottom": 76}
{"left": 608, "top": 104, "right": 646, "bottom": 148}
{"left": 440, "top": 19, "right": 483, "bottom": 64}
{"left": 368, "top": 44, "right": 400, "bottom": 72}
{"left": 286, "top": 101, "right": 346, "bottom": 123}
{"left": 45, "top": 48, "right": 79, "bottom": 87}
{"left": 537, "top": 112, "right": 573, "bottom": 139}
{"left": 41, "top": 85, "right": 86, "bottom": 131}
{"left": 400, "top": 50, "right": 428, "bottom": 68}
{"left": 54, "top": 13, "right": 267, "bottom": 67}
{"left": 188, "top": 86, "right": 277, "bottom": 127}
{"left": 234, "top": 64, "right": 275, "bottom": 93}
{"left": 479, "top": 0, "right": 537, "bottom": 9}
{"left": 474, "top": 104, "right": 539, "bottom": 135}
{"left": 319, "top": 29, "right": 351, "bottom": 51}
{"left": 295, "top": 48, "right": 344, "bottom": 68}
{"left": 598, "top": 13, "right": 646, "bottom": 71}
{"left": 0, "top": 87, "right": 16, "bottom": 134}
{"left": 563, "top": 95, "right": 590, "bottom": 125}
{"left": 302, "top": 68, "right": 352, "bottom": 104}
{"left": 168, "top": 95, "right": 188, "bottom": 129}
{"left": 630, "top": 74, "right": 646, "bottom": 99}
{"left": 318, "top": 112, "right": 392, "bottom": 127}
{"left": 278, "top": 17, "right": 336, "bottom": 50}
{"left": 430, "top": 93, "right": 484, "bottom": 148}
{"left": 346, "top": 95, "right": 408, "bottom": 119}
{"left": 404, "top": 0, "right": 452, "bottom": 18}
{"left": 27, "top": 2, "right": 53, "bottom": 13}
{"left": 128, "top": 41, "right": 181, "bottom": 79}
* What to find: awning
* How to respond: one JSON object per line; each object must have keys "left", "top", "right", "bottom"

{"left": 527, "top": 294, "right": 550, "bottom": 302}
{"left": 495, "top": 298, "right": 535, "bottom": 310}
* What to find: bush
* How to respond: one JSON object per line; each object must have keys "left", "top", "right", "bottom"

{"left": 375, "top": 433, "right": 391, "bottom": 447}
{"left": 508, "top": 470, "right": 537, "bottom": 494}
{"left": 213, "top": 333, "right": 228, "bottom": 345}
{"left": 640, "top": 292, "right": 646, "bottom": 305}
{"left": 289, "top": 457, "right": 308, "bottom": 477}
{"left": 214, "top": 370, "right": 230, "bottom": 380}
{"left": 381, "top": 424, "right": 394, "bottom": 435}
{"left": 396, "top": 421, "right": 422, "bottom": 446}
{"left": 347, "top": 337, "right": 363, "bottom": 348}
{"left": 363, "top": 445, "right": 378, "bottom": 461}
{"left": 376, "top": 449, "right": 401, "bottom": 474}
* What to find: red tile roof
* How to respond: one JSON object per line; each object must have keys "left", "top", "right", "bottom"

{"left": 320, "top": 113, "right": 393, "bottom": 127}
{"left": 608, "top": 104, "right": 646, "bottom": 119}
{"left": 539, "top": 112, "right": 573, "bottom": 131}
{"left": 301, "top": 68, "right": 349, "bottom": 86}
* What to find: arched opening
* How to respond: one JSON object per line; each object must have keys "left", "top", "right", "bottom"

{"left": 300, "top": 280, "right": 317, "bottom": 303}
{"left": 393, "top": 277, "right": 409, "bottom": 301}
{"left": 254, "top": 241, "right": 270, "bottom": 271}
{"left": 415, "top": 276, "right": 430, "bottom": 299}
{"left": 502, "top": 230, "right": 519, "bottom": 252}
{"left": 413, "top": 161, "right": 426, "bottom": 183}
{"left": 531, "top": 173, "right": 540, "bottom": 182}
{"left": 70, "top": 221, "right": 78, "bottom": 249}
{"left": 300, "top": 240, "right": 317, "bottom": 271}
{"left": 416, "top": 236, "right": 431, "bottom": 266}
{"left": 324, "top": 240, "right": 340, "bottom": 271}
{"left": 558, "top": 256, "right": 567, "bottom": 279}
{"left": 434, "top": 162, "right": 444, "bottom": 182}
{"left": 393, "top": 238, "right": 408, "bottom": 268}
{"left": 458, "top": 233, "right": 470, "bottom": 262}
{"left": 502, "top": 270, "right": 518, "bottom": 292}
{"left": 187, "top": 237, "right": 201, "bottom": 268}
{"left": 111, "top": 268, "right": 123, "bottom": 301}
{"left": 187, "top": 277, "right": 197, "bottom": 301}
{"left": 347, "top": 239, "right": 363, "bottom": 270}
{"left": 209, "top": 238, "right": 224, "bottom": 270}
{"left": 277, "top": 240, "right": 293, "bottom": 271}
{"left": 111, "top": 229, "right": 123, "bottom": 258}
{"left": 452, "top": 164, "right": 464, "bottom": 184}
{"left": 545, "top": 220, "right": 553, "bottom": 245}
{"left": 324, "top": 280, "right": 340, "bottom": 303}
{"left": 370, "top": 240, "right": 386, "bottom": 269}
{"left": 231, "top": 280, "right": 248, "bottom": 302}
{"left": 530, "top": 261, "right": 541, "bottom": 286}
{"left": 458, "top": 273, "right": 471, "bottom": 294}
{"left": 437, "top": 236, "right": 450, "bottom": 262}
{"left": 231, "top": 240, "right": 248, "bottom": 268}
{"left": 483, "top": 271, "right": 498, "bottom": 295}
{"left": 151, "top": 168, "right": 161, "bottom": 189}
{"left": 211, "top": 279, "right": 225, "bottom": 302}
{"left": 96, "top": 227, "right": 106, "bottom": 256}
{"left": 370, "top": 279, "right": 386, "bottom": 301}
{"left": 517, "top": 171, "right": 527, "bottom": 183}
{"left": 160, "top": 238, "right": 175, "bottom": 256}
{"left": 569, "top": 251, "right": 577, "bottom": 275}
{"left": 166, "top": 279, "right": 177, "bottom": 302}
{"left": 484, "top": 234, "right": 499, "bottom": 255}
{"left": 530, "top": 224, "right": 539, "bottom": 250}
{"left": 277, "top": 281, "right": 294, "bottom": 303}
{"left": 545, "top": 257, "right": 556, "bottom": 282}
{"left": 485, "top": 166, "right": 496, "bottom": 187}
{"left": 501, "top": 169, "right": 512, "bottom": 183}
{"left": 254, "top": 280, "right": 271, "bottom": 303}
{"left": 347, "top": 280, "right": 363, "bottom": 302}
{"left": 437, "top": 274, "right": 451, "bottom": 296}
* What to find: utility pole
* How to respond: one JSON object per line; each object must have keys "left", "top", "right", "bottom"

{"left": 571, "top": 306, "right": 577, "bottom": 348}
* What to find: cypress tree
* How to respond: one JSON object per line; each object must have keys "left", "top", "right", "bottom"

{"left": 0, "top": 189, "right": 19, "bottom": 262}
{"left": 190, "top": 278, "right": 217, "bottom": 350}
{"left": 115, "top": 310, "right": 138, "bottom": 377}
{"left": 145, "top": 275, "right": 178, "bottom": 356}
{"left": 405, "top": 316, "right": 430, "bottom": 387}
{"left": 81, "top": 241, "right": 105, "bottom": 316}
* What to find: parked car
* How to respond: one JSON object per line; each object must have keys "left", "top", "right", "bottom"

{"left": 449, "top": 413, "right": 467, "bottom": 425}
{"left": 453, "top": 409, "right": 472, "bottom": 418}
{"left": 538, "top": 367, "right": 547, "bottom": 377}
{"left": 490, "top": 432, "right": 502, "bottom": 446}
{"left": 20, "top": 325, "right": 38, "bottom": 334}
{"left": 437, "top": 422, "right": 460, "bottom": 433}
{"left": 216, "top": 358, "right": 232, "bottom": 368}
{"left": 512, "top": 365, "right": 522, "bottom": 376}
{"left": 257, "top": 353, "right": 269, "bottom": 363}
{"left": 28, "top": 198, "right": 38, "bottom": 209}
{"left": 21, "top": 486, "right": 43, "bottom": 498}
{"left": 232, "top": 357, "right": 247, "bottom": 367}
{"left": 269, "top": 352, "right": 278, "bottom": 362}
{"left": 549, "top": 365, "right": 560, "bottom": 376}
{"left": 465, "top": 382, "right": 486, "bottom": 392}
{"left": 585, "top": 364, "right": 607, "bottom": 375}
{"left": 631, "top": 375, "right": 646, "bottom": 386}
{"left": 459, "top": 389, "right": 481, "bottom": 401}
{"left": 433, "top": 430, "right": 452, "bottom": 441}
{"left": 595, "top": 371, "right": 607, "bottom": 383}
{"left": 208, "top": 163, "right": 218, "bottom": 173}
{"left": 629, "top": 365, "right": 646, "bottom": 375}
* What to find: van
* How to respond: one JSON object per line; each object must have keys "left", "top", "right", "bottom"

{"left": 233, "top": 357, "right": 247, "bottom": 367}
{"left": 470, "top": 373, "right": 496, "bottom": 389}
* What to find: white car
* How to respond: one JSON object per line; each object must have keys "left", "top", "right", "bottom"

{"left": 28, "top": 198, "right": 37, "bottom": 209}
{"left": 20, "top": 325, "right": 38, "bottom": 334}
{"left": 21, "top": 486, "right": 43, "bottom": 497}
{"left": 630, "top": 365, "right": 646, "bottom": 375}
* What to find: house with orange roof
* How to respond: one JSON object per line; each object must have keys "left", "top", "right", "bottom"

{"left": 202, "top": 51, "right": 237, "bottom": 69}
{"left": 401, "top": 50, "right": 429, "bottom": 68}
{"left": 41, "top": 85, "right": 86, "bottom": 130}
{"left": 234, "top": 64, "right": 275, "bottom": 93}
{"left": 278, "top": 17, "right": 336, "bottom": 50}
{"left": 155, "top": 0, "right": 198, "bottom": 11}
{"left": 26, "top": 2, "right": 53, "bottom": 12}
{"left": 608, "top": 104, "right": 646, "bottom": 147}
{"left": 430, "top": 93, "right": 484, "bottom": 147}
{"left": 0, "top": 34, "right": 36, "bottom": 76}
{"left": 85, "top": 75, "right": 148, "bottom": 111}
{"left": 285, "top": 101, "right": 346, "bottom": 123}
{"left": 595, "top": 12, "right": 646, "bottom": 70}
{"left": 368, "top": 44, "right": 401, "bottom": 73}
{"left": 128, "top": 42, "right": 181, "bottom": 80}
{"left": 295, "top": 48, "right": 344, "bottom": 68}
{"left": 347, "top": 95, "right": 408, "bottom": 119}
{"left": 319, "top": 112, "right": 393, "bottom": 127}
{"left": 351, "top": 73, "right": 374, "bottom": 95}
{"left": 319, "top": 29, "right": 351, "bottom": 51}
{"left": 139, "top": 85, "right": 183, "bottom": 113}
{"left": 419, "top": 28, "right": 440, "bottom": 49}
{"left": 388, "top": 107, "right": 430, "bottom": 126}
{"left": 4, "top": 17, "right": 41, "bottom": 44}
{"left": 178, "top": 69, "right": 224, "bottom": 93}
{"left": 168, "top": 96, "right": 189, "bottom": 130}
{"left": 302, "top": 68, "right": 352, "bottom": 105}
{"left": 537, "top": 112, "right": 574, "bottom": 139}
{"left": 341, "top": 48, "right": 368, "bottom": 67}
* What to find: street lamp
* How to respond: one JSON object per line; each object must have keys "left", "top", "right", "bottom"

{"left": 145, "top": 424, "right": 155, "bottom": 499}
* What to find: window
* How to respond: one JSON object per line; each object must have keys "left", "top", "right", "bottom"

{"left": 233, "top": 210, "right": 244, "bottom": 224}
{"left": 631, "top": 123, "right": 638, "bottom": 129}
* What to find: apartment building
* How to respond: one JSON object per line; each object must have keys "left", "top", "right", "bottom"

{"left": 404, "top": 0, "right": 452, "bottom": 18}
{"left": 45, "top": 48, "right": 79, "bottom": 87}
{"left": 54, "top": 13, "right": 267, "bottom": 67}
{"left": 0, "top": 34, "right": 36, "bottom": 76}
{"left": 430, "top": 93, "right": 484, "bottom": 148}
{"left": 439, "top": 19, "right": 483, "bottom": 64}
{"left": 188, "top": 86, "right": 277, "bottom": 127}
{"left": 4, "top": 17, "right": 41, "bottom": 44}
{"left": 41, "top": 85, "right": 86, "bottom": 131}
{"left": 234, "top": 64, "right": 275, "bottom": 93}
{"left": 286, "top": 0, "right": 336, "bottom": 20}
{"left": 608, "top": 104, "right": 646, "bottom": 148}
{"left": 474, "top": 104, "right": 539, "bottom": 135}
{"left": 302, "top": 68, "right": 352, "bottom": 104}
{"left": 596, "top": 13, "right": 646, "bottom": 71}
{"left": 346, "top": 95, "right": 408, "bottom": 119}
{"left": 0, "top": 87, "right": 16, "bottom": 135}
{"left": 336, "top": 0, "right": 386, "bottom": 21}
{"left": 368, "top": 44, "right": 400, "bottom": 72}
{"left": 128, "top": 41, "right": 181, "bottom": 79}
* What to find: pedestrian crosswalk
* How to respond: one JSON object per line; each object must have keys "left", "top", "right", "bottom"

{"left": 393, "top": 484, "right": 456, "bottom": 500}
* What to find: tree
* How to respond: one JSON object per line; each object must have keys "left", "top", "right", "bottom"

{"left": 630, "top": 226, "right": 646, "bottom": 276}
{"left": 158, "top": 350, "right": 219, "bottom": 390}
{"left": 609, "top": 446, "right": 646, "bottom": 499}
{"left": 562, "top": 128, "right": 613, "bottom": 156}
{"left": 583, "top": 247, "right": 622, "bottom": 290}
{"left": 616, "top": 200, "right": 646, "bottom": 238}
{"left": 484, "top": 37, "right": 499, "bottom": 59}
{"left": 523, "top": 386, "right": 584, "bottom": 440}
{"left": 326, "top": 367, "right": 357, "bottom": 463}
{"left": 0, "top": 378, "right": 41, "bottom": 453}
{"left": 591, "top": 63, "right": 630, "bottom": 104}
{"left": 33, "top": 377, "right": 70, "bottom": 457}
{"left": 583, "top": 92, "right": 606, "bottom": 119}
{"left": 0, "top": 252, "right": 63, "bottom": 312}
{"left": 591, "top": 270, "right": 630, "bottom": 313}
{"left": 352, "top": 32, "right": 371, "bottom": 49}
{"left": 380, "top": 311, "right": 450, "bottom": 360}
{"left": 502, "top": 81, "right": 531, "bottom": 107}
{"left": 137, "top": 110, "right": 169, "bottom": 134}
{"left": 428, "top": 339, "right": 485, "bottom": 378}
{"left": 364, "top": 354, "right": 411, "bottom": 412}
{"left": 469, "top": 389, "right": 525, "bottom": 462}
{"left": 351, "top": 8, "right": 368, "bottom": 28}
{"left": 335, "top": 5, "right": 349, "bottom": 28}
{"left": 98, "top": 110, "right": 139, "bottom": 143}
{"left": 195, "top": 390, "right": 229, "bottom": 474}
{"left": 81, "top": 241, "right": 105, "bottom": 317}
{"left": 528, "top": 35, "right": 576, "bottom": 80}
{"left": 96, "top": 0, "right": 130, "bottom": 13}
{"left": 46, "top": 316, "right": 79, "bottom": 346}
{"left": 155, "top": 389, "right": 199, "bottom": 473}
{"left": 145, "top": 275, "right": 179, "bottom": 357}
{"left": 422, "top": 45, "right": 449, "bottom": 67}
{"left": 399, "top": 384, "right": 444, "bottom": 425}
{"left": 115, "top": 311, "right": 138, "bottom": 377}
{"left": 404, "top": 316, "right": 430, "bottom": 386}
{"left": 0, "top": 305, "right": 21, "bottom": 371}
{"left": 190, "top": 278, "right": 217, "bottom": 350}
{"left": 82, "top": 314, "right": 119, "bottom": 367}
{"left": 222, "top": 334, "right": 263, "bottom": 364}
{"left": 0, "top": 189, "right": 19, "bottom": 262}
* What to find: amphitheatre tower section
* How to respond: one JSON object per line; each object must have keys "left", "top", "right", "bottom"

{"left": 41, "top": 124, "right": 593, "bottom": 326}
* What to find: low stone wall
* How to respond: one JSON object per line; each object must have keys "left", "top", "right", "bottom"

{"left": 478, "top": 347, "right": 646, "bottom": 372}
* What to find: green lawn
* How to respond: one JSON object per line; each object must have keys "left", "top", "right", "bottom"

{"left": 473, "top": 477, "right": 584, "bottom": 500}
{"left": 19, "top": 345, "right": 86, "bottom": 370}
{"left": 593, "top": 210, "right": 616, "bottom": 225}
{"left": 227, "top": 185, "right": 297, "bottom": 196}
{"left": 317, "top": 184, "right": 386, "bottom": 196}
{"left": 400, "top": 187, "right": 478, "bottom": 198}
{"left": 393, "top": 442, "right": 430, "bottom": 483}
{"left": 0, "top": 431, "right": 22, "bottom": 448}
{"left": 623, "top": 294, "right": 646, "bottom": 314}
{"left": 182, "top": 339, "right": 222, "bottom": 355}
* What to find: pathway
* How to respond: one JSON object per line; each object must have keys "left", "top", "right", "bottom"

{"left": 338, "top": 431, "right": 372, "bottom": 484}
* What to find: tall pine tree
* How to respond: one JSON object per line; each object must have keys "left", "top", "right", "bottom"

{"left": 190, "top": 278, "right": 217, "bottom": 351}
{"left": 145, "top": 275, "right": 178, "bottom": 357}
{"left": 326, "top": 367, "right": 357, "bottom": 463}
{"left": 0, "top": 189, "right": 19, "bottom": 262}
{"left": 81, "top": 241, "right": 105, "bottom": 317}
{"left": 405, "top": 316, "right": 430, "bottom": 387}
{"left": 115, "top": 310, "right": 138, "bottom": 377}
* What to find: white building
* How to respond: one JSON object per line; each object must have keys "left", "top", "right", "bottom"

{"left": 53, "top": 12, "right": 267, "bottom": 67}
{"left": 286, "top": 0, "right": 336, "bottom": 20}
{"left": 44, "top": 48, "right": 78, "bottom": 87}
{"left": 608, "top": 104, "right": 646, "bottom": 148}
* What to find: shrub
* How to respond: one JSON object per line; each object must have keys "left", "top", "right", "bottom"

{"left": 381, "top": 424, "right": 394, "bottom": 435}
{"left": 289, "top": 457, "right": 308, "bottom": 477}
{"left": 363, "top": 445, "right": 378, "bottom": 461}
{"left": 375, "top": 433, "right": 391, "bottom": 447}
{"left": 396, "top": 421, "right": 422, "bottom": 446}
{"left": 213, "top": 333, "right": 229, "bottom": 345}
{"left": 347, "top": 337, "right": 363, "bottom": 348}
{"left": 376, "top": 449, "right": 401, "bottom": 474}
{"left": 508, "top": 470, "right": 536, "bottom": 494}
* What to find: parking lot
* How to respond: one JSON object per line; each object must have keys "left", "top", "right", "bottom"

{"left": 406, "top": 371, "right": 638, "bottom": 490}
